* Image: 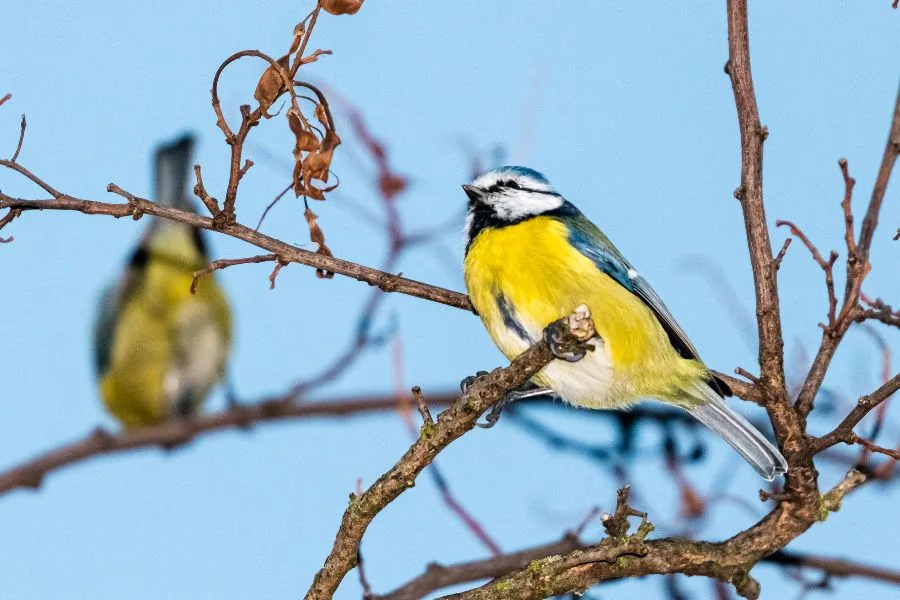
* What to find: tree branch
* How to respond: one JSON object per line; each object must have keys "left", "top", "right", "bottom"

{"left": 725, "top": 0, "right": 786, "bottom": 399}
{"left": 812, "top": 374, "right": 900, "bottom": 454}
{"left": 0, "top": 391, "right": 466, "bottom": 495}
{"left": 303, "top": 309, "right": 597, "bottom": 600}
{"left": 374, "top": 535, "right": 587, "bottom": 600}
{"left": 793, "top": 86, "right": 900, "bottom": 427}
{"left": 858, "top": 83, "right": 900, "bottom": 256}
{"left": 377, "top": 534, "right": 900, "bottom": 600}
{"left": 764, "top": 549, "right": 900, "bottom": 586}
{"left": 0, "top": 188, "right": 472, "bottom": 311}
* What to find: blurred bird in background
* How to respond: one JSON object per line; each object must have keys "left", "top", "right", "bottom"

{"left": 94, "top": 135, "right": 231, "bottom": 429}
{"left": 462, "top": 166, "right": 787, "bottom": 480}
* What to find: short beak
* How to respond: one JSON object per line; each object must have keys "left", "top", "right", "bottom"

{"left": 462, "top": 184, "right": 486, "bottom": 203}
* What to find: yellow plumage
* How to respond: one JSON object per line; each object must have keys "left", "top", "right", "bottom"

{"left": 96, "top": 135, "right": 231, "bottom": 429}
{"left": 99, "top": 225, "right": 231, "bottom": 428}
{"left": 460, "top": 165, "right": 787, "bottom": 479}
{"left": 464, "top": 216, "right": 706, "bottom": 409}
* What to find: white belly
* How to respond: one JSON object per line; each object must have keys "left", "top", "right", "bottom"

{"left": 491, "top": 318, "right": 620, "bottom": 410}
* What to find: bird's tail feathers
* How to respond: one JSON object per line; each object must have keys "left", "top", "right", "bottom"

{"left": 154, "top": 134, "right": 195, "bottom": 212}
{"left": 687, "top": 383, "right": 787, "bottom": 481}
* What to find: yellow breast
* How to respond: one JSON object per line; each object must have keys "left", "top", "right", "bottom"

{"left": 463, "top": 217, "right": 688, "bottom": 405}
{"left": 100, "top": 226, "right": 231, "bottom": 428}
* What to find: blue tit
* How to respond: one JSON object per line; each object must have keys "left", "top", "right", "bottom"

{"left": 93, "top": 135, "right": 232, "bottom": 429}
{"left": 462, "top": 166, "right": 786, "bottom": 480}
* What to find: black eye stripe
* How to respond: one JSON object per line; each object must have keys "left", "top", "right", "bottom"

{"left": 483, "top": 180, "right": 556, "bottom": 196}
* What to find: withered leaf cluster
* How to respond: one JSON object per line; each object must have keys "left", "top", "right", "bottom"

{"left": 253, "top": 30, "right": 341, "bottom": 200}
{"left": 248, "top": 1, "right": 364, "bottom": 272}
{"left": 304, "top": 207, "right": 335, "bottom": 279}
{"left": 319, "top": 0, "right": 364, "bottom": 15}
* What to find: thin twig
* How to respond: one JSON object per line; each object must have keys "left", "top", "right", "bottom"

{"left": 255, "top": 182, "right": 293, "bottom": 230}
{"left": 812, "top": 374, "right": 900, "bottom": 453}
{"left": 411, "top": 386, "right": 433, "bottom": 426}
{"left": 839, "top": 158, "right": 857, "bottom": 256}
{"left": 791, "top": 114, "right": 899, "bottom": 426}
{"left": 858, "top": 84, "right": 900, "bottom": 256}
{"left": 775, "top": 220, "right": 838, "bottom": 329}
{"left": 268, "top": 258, "right": 287, "bottom": 289}
{"left": 774, "top": 237, "right": 791, "bottom": 270}
{"left": 11, "top": 113, "right": 26, "bottom": 163}
{"left": 190, "top": 254, "right": 279, "bottom": 293}
{"left": 192, "top": 164, "right": 221, "bottom": 216}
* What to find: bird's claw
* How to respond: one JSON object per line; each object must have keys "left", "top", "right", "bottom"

{"left": 476, "top": 382, "right": 554, "bottom": 428}
{"left": 543, "top": 319, "right": 590, "bottom": 362}
{"left": 460, "top": 370, "right": 490, "bottom": 394}
{"left": 477, "top": 398, "right": 507, "bottom": 428}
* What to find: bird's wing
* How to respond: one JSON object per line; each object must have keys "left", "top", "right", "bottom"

{"left": 93, "top": 283, "right": 119, "bottom": 376}
{"left": 93, "top": 246, "right": 149, "bottom": 376}
{"left": 561, "top": 210, "right": 702, "bottom": 363}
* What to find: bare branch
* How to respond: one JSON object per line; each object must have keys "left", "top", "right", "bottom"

{"left": 0, "top": 391, "right": 461, "bottom": 495}
{"left": 192, "top": 164, "right": 221, "bottom": 217}
{"left": 11, "top": 113, "right": 25, "bottom": 163}
{"left": 812, "top": 374, "right": 900, "bottom": 453}
{"left": 858, "top": 83, "right": 900, "bottom": 256}
{"left": 792, "top": 92, "right": 899, "bottom": 427}
{"left": 375, "top": 535, "right": 587, "bottom": 600}
{"left": 725, "top": 0, "right": 787, "bottom": 398}
{"left": 0, "top": 190, "right": 473, "bottom": 311}
{"left": 775, "top": 219, "right": 838, "bottom": 329}
{"left": 303, "top": 309, "right": 597, "bottom": 600}
{"left": 191, "top": 254, "right": 279, "bottom": 293}
{"left": 764, "top": 549, "right": 900, "bottom": 586}
{"left": 379, "top": 534, "right": 900, "bottom": 600}
{"left": 773, "top": 237, "right": 791, "bottom": 270}
{"left": 411, "top": 386, "right": 433, "bottom": 426}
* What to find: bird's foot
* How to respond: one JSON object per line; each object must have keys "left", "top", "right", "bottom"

{"left": 459, "top": 370, "right": 490, "bottom": 394}
{"left": 543, "top": 317, "right": 593, "bottom": 362}
{"left": 477, "top": 383, "right": 555, "bottom": 429}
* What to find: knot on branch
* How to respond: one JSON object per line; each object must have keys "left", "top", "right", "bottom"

{"left": 211, "top": 210, "right": 236, "bottom": 231}
{"left": 600, "top": 485, "right": 652, "bottom": 540}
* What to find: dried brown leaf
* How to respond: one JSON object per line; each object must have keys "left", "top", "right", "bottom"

{"left": 288, "top": 108, "right": 320, "bottom": 153}
{"left": 289, "top": 22, "right": 306, "bottom": 54}
{"left": 304, "top": 207, "right": 335, "bottom": 278}
{"left": 254, "top": 55, "right": 290, "bottom": 115}
{"left": 302, "top": 128, "right": 341, "bottom": 188}
{"left": 319, "top": 0, "right": 364, "bottom": 16}
{"left": 314, "top": 102, "right": 330, "bottom": 128}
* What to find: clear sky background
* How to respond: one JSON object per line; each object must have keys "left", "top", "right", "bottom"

{"left": 1, "top": 2, "right": 899, "bottom": 599}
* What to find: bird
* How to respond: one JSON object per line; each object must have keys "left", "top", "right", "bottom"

{"left": 461, "top": 166, "right": 787, "bottom": 480}
{"left": 94, "top": 135, "right": 232, "bottom": 429}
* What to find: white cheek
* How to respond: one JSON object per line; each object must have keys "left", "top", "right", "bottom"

{"left": 491, "top": 192, "right": 563, "bottom": 220}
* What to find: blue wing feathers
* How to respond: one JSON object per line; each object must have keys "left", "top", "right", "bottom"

{"left": 560, "top": 209, "right": 704, "bottom": 364}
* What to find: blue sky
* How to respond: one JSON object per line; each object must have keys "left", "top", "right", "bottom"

{"left": 1, "top": 2, "right": 898, "bottom": 598}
